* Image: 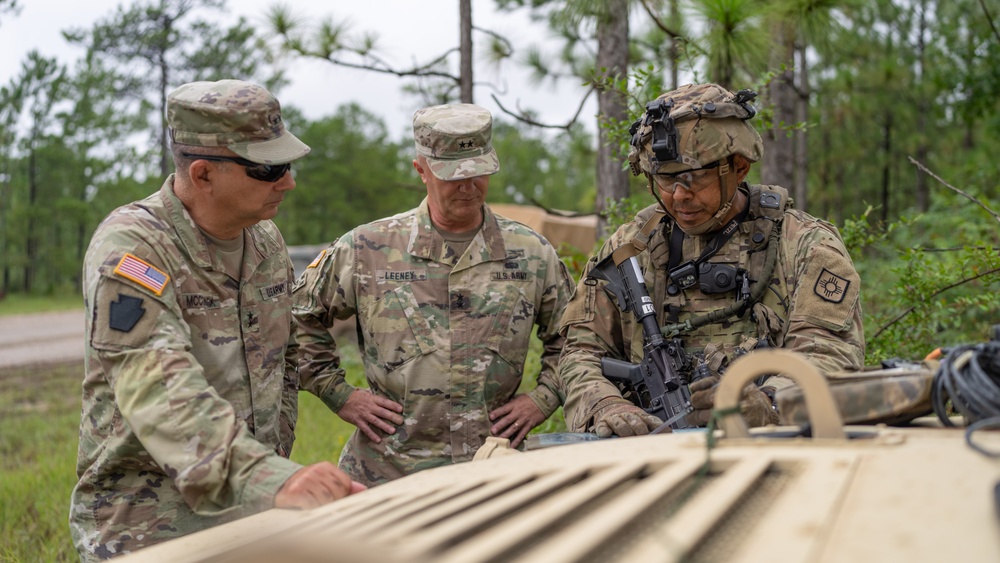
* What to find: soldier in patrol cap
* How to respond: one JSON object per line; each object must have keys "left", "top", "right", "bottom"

{"left": 71, "top": 79, "right": 364, "bottom": 562}
{"left": 294, "top": 103, "right": 573, "bottom": 487}
{"left": 558, "top": 83, "right": 865, "bottom": 438}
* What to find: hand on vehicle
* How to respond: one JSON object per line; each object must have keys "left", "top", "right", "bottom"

{"left": 337, "top": 389, "right": 404, "bottom": 443}
{"left": 687, "top": 376, "right": 779, "bottom": 427}
{"left": 274, "top": 462, "right": 367, "bottom": 510}
{"left": 489, "top": 394, "right": 545, "bottom": 448}
{"left": 591, "top": 397, "right": 663, "bottom": 438}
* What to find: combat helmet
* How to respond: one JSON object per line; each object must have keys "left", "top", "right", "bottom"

{"left": 627, "top": 83, "right": 764, "bottom": 234}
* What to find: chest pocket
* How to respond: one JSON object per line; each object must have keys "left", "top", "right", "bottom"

{"left": 363, "top": 284, "right": 437, "bottom": 372}
{"left": 486, "top": 285, "right": 536, "bottom": 371}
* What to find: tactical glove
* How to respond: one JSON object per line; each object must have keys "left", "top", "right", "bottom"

{"left": 688, "top": 376, "right": 779, "bottom": 427}
{"left": 591, "top": 397, "right": 664, "bottom": 438}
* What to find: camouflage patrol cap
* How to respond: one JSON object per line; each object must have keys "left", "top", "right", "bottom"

{"left": 167, "top": 79, "right": 310, "bottom": 165}
{"left": 413, "top": 103, "right": 500, "bottom": 181}
{"left": 628, "top": 83, "right": 763, "bottom": 175}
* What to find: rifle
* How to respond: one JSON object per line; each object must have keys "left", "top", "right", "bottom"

{"left": 588, "top": 254, "right": 697, "bottom": 430}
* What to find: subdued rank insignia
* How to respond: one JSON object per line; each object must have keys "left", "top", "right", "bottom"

{"left": 814, "top": 268, "right": 849, "bottom": 303}
{"left": 450, "top": 291, "right": 470, "bottom": 311}
{"left": 109, "top": 294, "right": 145, "bottom": 332}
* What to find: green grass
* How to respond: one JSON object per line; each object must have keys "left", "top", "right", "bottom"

{"left": 0, "top": 292, "right": 83, "bottom": 317}
{"left": 0, "top": 362, "right": 81, "bottom": 563}
{"left": 0, "top": 337, "right": 564, "bottom": 560}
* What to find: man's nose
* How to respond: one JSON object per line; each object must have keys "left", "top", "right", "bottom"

{"left": 275, "top": 170, "right": 296, "bottom": 191}
{"left": 671, "top": 183, "right": 693, "bottom": 201}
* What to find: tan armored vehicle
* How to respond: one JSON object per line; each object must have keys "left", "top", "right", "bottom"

{"left": 117, "top": 350, "right": 1000, "bottom": 563}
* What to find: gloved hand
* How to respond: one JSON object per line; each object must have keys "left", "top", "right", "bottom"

{"left": 591, "top": 397, "right": 664, "bottom": 438}
{"left": 688, "top": 376, "right": 779, "bottom": 427}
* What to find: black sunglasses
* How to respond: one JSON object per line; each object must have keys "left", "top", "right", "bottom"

{"left": 181, "top": 152, "right": 291, "bottom": 183}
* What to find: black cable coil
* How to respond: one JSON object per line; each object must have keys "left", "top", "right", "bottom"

{"left": 933, "top": 334, "right": 1000, "bottom": 458}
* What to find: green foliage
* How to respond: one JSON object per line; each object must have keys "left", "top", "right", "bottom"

{"left": 489, "top": 120, "right": 596, "bottom": 213}
{"left": 273, "top": 104, "right": 420, "bottom": 246}
{"left": 0, "top": 291, "right": 81, "bottom": 316}
{"left": 849, "top": 191, "right": 1000, "bottom": 363}
{"left": 290, "top": 345, "right": 366, "bottom": 465}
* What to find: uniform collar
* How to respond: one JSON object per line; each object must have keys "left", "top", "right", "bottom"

{"left": 407, "top": 198, "right": 507, "bottom": 266}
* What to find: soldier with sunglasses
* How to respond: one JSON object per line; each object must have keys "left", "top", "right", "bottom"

{"left": 558, "top": 83, "right": 865, "bottom": 438}
{"left": 71, "top": 80, "right": 364, "bottom": 562}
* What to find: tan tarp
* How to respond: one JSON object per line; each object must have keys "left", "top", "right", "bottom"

{"left": 489, "top": 203, "right": 597, "bottom": 255}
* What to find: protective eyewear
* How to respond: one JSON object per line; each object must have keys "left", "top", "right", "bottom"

{"left": 181, "top": 152, "right": 292, "bottom": 183}
{"left": 653, "top": 159, "right": 727, "bottom": 194}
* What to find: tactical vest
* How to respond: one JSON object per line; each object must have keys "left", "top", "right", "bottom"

{"left": 622, "top": 184, "right": 792, "bottom": 378}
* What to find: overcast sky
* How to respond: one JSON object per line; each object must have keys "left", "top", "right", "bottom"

{"left": 1, "top": 0, "right": 598, "bottom": 140}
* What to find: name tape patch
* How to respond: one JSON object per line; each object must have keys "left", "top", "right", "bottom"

{"left": 182, "top": 294, "right": 221, "bottom": 309}
{"left": 260, "top": 281, "right": 289, "bottom": 300}
{"left": 377, "top": 269, "right": 428, "bottom": 282}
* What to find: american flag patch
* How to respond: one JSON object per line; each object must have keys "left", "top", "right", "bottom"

{"left": 307, "top": 249, "right": 327, "bottom": 269}
{"left": 114, "top": 253, "right": 170, "bottom": 296}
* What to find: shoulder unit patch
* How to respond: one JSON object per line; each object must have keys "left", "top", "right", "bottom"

{"left": 814, "top": 268, "right": 849, "bottom": 303}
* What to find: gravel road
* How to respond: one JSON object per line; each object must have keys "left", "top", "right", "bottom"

{"left": 0, "top": 309, "right": 85, "bottom": 369}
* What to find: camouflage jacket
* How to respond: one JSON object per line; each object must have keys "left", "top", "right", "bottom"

{"left": 294, "top": 199, "right": 573, "bottom": 486}
{"left": 559, "top": 184, "right": 865, "bottom": 432}
{"left": 71, "top": 177, "right": 302, "bottom": 561}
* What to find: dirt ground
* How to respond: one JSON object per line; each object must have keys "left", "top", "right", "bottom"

{"left": 0, "top": 310, "right": 85, "bottom": 369}
{"left": 0, "top": 309, "right": 358, "bottom": 370}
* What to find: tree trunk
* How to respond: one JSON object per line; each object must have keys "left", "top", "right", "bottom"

{"left": 160, "top": 62, "right": 170, "bottom": 178}
{"left": 881, "top": 108, "right": 893, "bottom": 224}
{"left": 594, "top": 0, "right": 629, "bottom": 235}
{"left": 819, "top": 101, "right": 835, "bottom": 222}
{"left": 24, "top": 145, "right": 38, "bottom": 293}
{"left": 459, "top": 0, "right": 474, "bottom": 103}
{"left": 761, "top": 20, "right": 795, "bottom": 194}
{"left": 793, "top": 43, "right": 809, "bottom": 212}
{"left": 914, "top": 0, "right": 929, "bottom": 212}
{"left": 669, "top": 0, "right": 679, "bottom": 90}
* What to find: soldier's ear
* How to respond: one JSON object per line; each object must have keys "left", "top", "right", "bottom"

{"left": 734, "top": 155, "right": 752, "bottom": 182}
{"left": 412, "top": 157, "right": 432, "bottom": 188}
{"left": 187, "top": 159, "right": 215, "bottom": 193}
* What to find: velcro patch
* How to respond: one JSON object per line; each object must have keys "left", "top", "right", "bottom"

{"left": 307, "top": 249, "right": 327, "bottom": 269}
{"left": 114, "top": 253, "right": 169, "bottom": 295}
{"left": 377, "top": 269, "right": 428, "bottom": 282}
{"left": 814, "top": 268, "right": 850, "bottom": 303}
{"left": 260, "top": 281, "right": 289, "bottom": 300}
{"left": 109, "top": 294, "right": 145, "bottom": 332}
{"left": 182, "top": 293, "right": 221, "bottom": 309}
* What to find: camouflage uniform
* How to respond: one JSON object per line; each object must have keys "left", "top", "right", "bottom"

{"left": 294, "top": 199, "right": 572, "bottom": 486}
{"left": 559, "top": 84, "right": 865, "bottom": 433}
{"left": 71, "top": 80, "right": 309, "bottom": 561}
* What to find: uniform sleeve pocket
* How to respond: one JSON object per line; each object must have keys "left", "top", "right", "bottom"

{"left": 559, "top": 257, "right": 599, "bottom": 328}
{"left": 791, "top": 241, "right": 860, "bottom": 332}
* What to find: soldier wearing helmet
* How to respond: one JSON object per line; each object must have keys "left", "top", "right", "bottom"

{"left": 558, "top": 83, "right": 865, "bottom": 438}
